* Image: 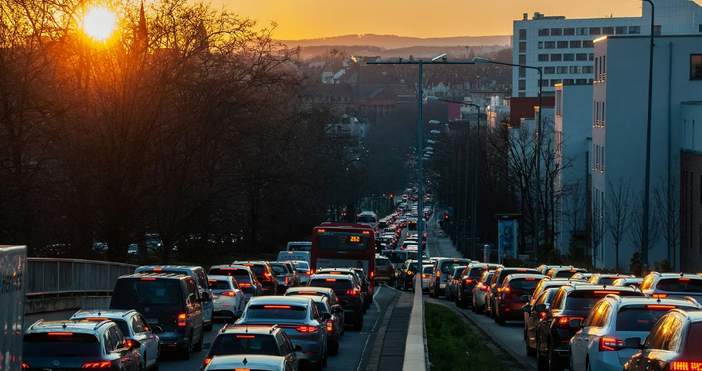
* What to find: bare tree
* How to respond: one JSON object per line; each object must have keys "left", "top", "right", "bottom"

{"left": 606, "top": 177, "right": 634, "bottom": 271}
{"left": 628, "top": 192, "right": 661, "bottom": 259}
{"left": 591, "top": 202, "right": 607, "bottom": 265}
{"left": 654, "top": 175, "right": 680, "bottom": 269}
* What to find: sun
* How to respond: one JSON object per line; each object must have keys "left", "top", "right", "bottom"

{"left": 83, "top": 6, "right": 117, "bottom": 41}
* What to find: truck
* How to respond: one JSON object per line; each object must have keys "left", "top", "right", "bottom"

{"left": 0, "top": 245, "right": 27, "bottom": 371}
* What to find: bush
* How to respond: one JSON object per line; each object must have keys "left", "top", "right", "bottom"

{"left": 653, "top": 259, "right": 674, "bottom": 273}
{"left": 630, "top": 251, "right": 643, "bottom": 277}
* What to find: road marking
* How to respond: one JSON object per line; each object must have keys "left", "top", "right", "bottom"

{"left": 373, "top": 286, "right": 382, "bottom": 312}
{"left": 356, "top": 291, "right": 389, "bottom": 371}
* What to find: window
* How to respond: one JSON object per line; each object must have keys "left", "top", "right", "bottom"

{"left": 519, "top": 42, "right": 526, "bottom": 53}
{"left": 538, "top": 41, "right": 543, "bottom": 49}
{"left": 564, "top": 54, "right": 575, "bottom": 61}
{"left": 602, "top": 27, "right": 614, "bottom": 35}
{"left": 590, "top": 27, "right": 601, "bottom": 35}
{"left": 557, "top": 41, "right": 569, "bottom": 49}
{"left": 602, "top": 102, "right": 605, "bottom": 126}
{"left": 519, "top": 54, "right": 527, "bottom": 64}
{"left": 551, "top": 28, "right": 562, "bottom": 36}
{"left": 577, "top": 28, "right": 588, "bottom": 35}
{"left": 569, "top": 66, "right": 581, "bottom": 74}
{"left": 551, "top": 54, "right": 562, "bottom": 61}
{"left": 700, "top": 25, "right": 702, "bottom": 33}
{"left": 654, "top": 25, "right": 661, "bottom": 36}
{"left": 616, "top": 26, "right": 628, "bottom": 34}
{"left": 629, "top": 26, "right": 641, "bottom": 34}
{"left": 545, "top": 41, "right": 556, "bottom": 49}
{"left": 564, "top": 28, "right": 575, "bottom": 35}
{"left": 538, "top": 28, "right": 550, "bottom": 36}
{"left": 519, "top": 68, "right": 526, "bottom": 78}
{"left": 557, "top": 66, "right": 568, "bottom": 74}
{"left": 538, "top": 54, "right": 549, "bottom": 61}
{"left": 570, "top": 40, "right": 581, "bottom": 48}
{"left": 576, "top": 78, "right": 588, "bottom": 84}
{"left": 576, "top": 53, "right": 588, "bottom": 61}
{"left": 519, "top": 80, "right": 526, "bottom": 90}
{"left": 589, "top": 53, "right": 594, "bottom": 61}
{"left": 583, "top": 66, "right": 593, "bottom": 74}
{"left": 562, "top": 79, "right": 574, "bottom": 85}
{"left": 519, "top": 29, "right": 527, "bottom": 40}
{"left": 583, "top": 40, "right": 594, "bottom": 48}
{"left": 691, "top": 55, "right": 702, "bottom": 79}
{"left": 551, "top": 79, "right": 562, "bottom": 86}
{"left": 544, "top": 67, "right": 556, "bottom": 74}
{"left": 601, "top": 146, "right": 605, "bottom": 170}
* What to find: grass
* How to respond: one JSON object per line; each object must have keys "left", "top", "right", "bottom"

{"left": 425, "top": 303, "right": 508, "bottom": 371}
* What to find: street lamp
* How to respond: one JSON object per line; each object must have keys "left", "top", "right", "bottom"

{"left": 427, "top": 140, "right": 437, "bottom": 144}
{"left": 473, "top": 56, "right": 543, "bottom": 264}
{"left": 430, "top": 130, "right": 441, "bottom": 134}
{"left": 641, "top": 0, "right": 655, "bottom": 273}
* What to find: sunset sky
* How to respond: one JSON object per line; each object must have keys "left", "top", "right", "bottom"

{"left": 214, "top": 0, "right": 659, "bottom": 40}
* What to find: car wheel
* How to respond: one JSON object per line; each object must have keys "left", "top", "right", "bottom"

{"left": 193, "top": 330, "right": 203, "bottom": 352}
{"left": 548, "top": 341, "right": 563, "bottom": 371}
{"left": 498, "top": 310, "right": 506, "bottom": 326}
{"left": 536, "top": 337, "right": 547, "bottom": 371}
{"left": 151, "top": 348, "right": 160, "bottom": 371}
{"left": 330, "top": 340, "right": 339, "bottom": 356}
{"left": 204, "top": 321, "right": 213, "bottom": 332}
{"left": 181, "top": 335, "right": 192, "bottom": 360}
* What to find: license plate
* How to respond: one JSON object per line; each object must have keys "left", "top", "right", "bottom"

{"left": 212, "top": 294, "right": 219, "bottom": 299}
{"left": 146, "top": 318, "right": 159, "bottom": 324}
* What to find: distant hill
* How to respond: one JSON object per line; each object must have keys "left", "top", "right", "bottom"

{"left": 277, "top": 34, "right": 511, "bottom": 49}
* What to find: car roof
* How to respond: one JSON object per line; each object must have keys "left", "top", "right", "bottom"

{"left": 220, "top": 325, "right": 280, "bottom": 335}
{"left": 286, "top": 287, "right": 335, "bottom": 295}
{"left": 205, "top": 355, "right": 286, "bottom": 371}
{"left": 135, "top": 265, "right": 203, "bottom": 271}
{"left": 71, "top": 309, "right": 138, "bottom": 319}
{"left": 506, "top": 273, "right": 545, "bottom": 280}
{"left": 210, "top": 264, "right": 252, "bottom": 271}
{"left": 207, "top": 275, "right": 235, "bottom": 281}
{"left": 233, "top": 261, "right": 267, "bottom": 266}
{"left": 118, "top": 273, "right": 190, "bottom": 280}
{"left": 561, "top": 283, "right": 640, "bottom": 293}
{"left": 605, "top": 295, "right": 701, "bottom": 308}
{"left": 247, "top": 296, "right": 313, "bottom": 307}
{"left": 26, "top": 319, "right": 113, "bottom": 334}
{"left": 310, "top": 274, "right": 354, "bottom": 281}
{"left": 294, "top": 295, "right": 330, "bottom": 305}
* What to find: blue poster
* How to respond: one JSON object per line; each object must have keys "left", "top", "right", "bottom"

{"left": 497, "top": 219, "right": 518, "bottom": 262}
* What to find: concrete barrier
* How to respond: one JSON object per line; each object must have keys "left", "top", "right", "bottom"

{"left": 402, "top": 275, "right": 427, "bottom": 371}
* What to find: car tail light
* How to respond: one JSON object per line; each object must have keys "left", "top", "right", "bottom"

{"left": 422, "top": 274, "right": 429, "bottom": 278}
{"left": 126, "top": 340, "right": 133, "bottom": 348}
{"left": 346, "top": 289, "right": 358, "bottom": 295}
{"left": 326, "top": 320, "right": 334, "bottom": 332}
{"left": 22, "top": 364, "right": 29, "bottom": 369}
{"left": 239, "top": 283, "right": 252, "bottom": 287}
{"left": 436, "top": 271, "right": 440, "bottom": 278}
{"left": 479, "top": 284, "right": 488, "bottom": 291}
{"left": 220, "top": 291, "right": 235, "bottom": 297}
{"left": 81, "top": 362, "right": 110, "bottom": 369}
{"left": 204, "top": 357, "right": 212, "bottom": 366}
{"left": 653, "top": 294, "right": 668, "bottom": 298}
{"left": 177, "top": 313, "right": 187, "bottom": 327}
{"left": 556, "top": 316, "right": 584, "bottom": 328}
{"left": 464, "top": 279, "right": 474, "bottom": 285}
{"left": 263, "top": 272, "right": 273, "bottom": 282}
{"left": 670, "top": 361, "right": 702, "bottom": 370}
{"left": 501, "top": 286, "right": 511, "bottom": 293}
{"left": 303, "top": 271, "right": 312, "bottom": 275}
{"left": 599, "top": 337, "right": 625, "bottom": 351}
{"left": 296, "top": 326, "right": 319, "bottom": 333}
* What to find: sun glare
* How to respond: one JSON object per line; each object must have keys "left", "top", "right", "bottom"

{"left": 83, "top": 7, "right": 117, "bottom": 41}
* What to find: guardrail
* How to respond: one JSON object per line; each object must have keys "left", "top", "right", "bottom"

{"left": 402, "top": 275, "right": 427, "bottom": 371}
{"left": 26, "top": 258, "right": 137, "bottom": 297}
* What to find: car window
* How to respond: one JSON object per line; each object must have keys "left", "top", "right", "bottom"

{"left": 247, "top": 305, "right": 308, "bottom": 320}
{"left": 278, "top": 334, "right": 290, "bottom": 355}
{"left": 129, "top": 316, "right": 143, "bottom": 334}
{"left": 550, "top": 290, "right": 565, "bottom": 310}
{"left": 656, "top": 279, "right": 702, "bottom": 293}
{"left": 664, "top": 317, "right": 684, "bottom": 352}
{"left": 211, "top": 334, "right": 281, "bottom": 356}
{"left": 314, "top": 301, "right": 329, "bottom": 314}
{"left": 136, "top": 315, "right": 150, "bottom": 332}
{"left": 185, "top": 279, "right": 198, "bottom": 303}
{"left": 685, "top": 322, "right": 702, "bottom": 354}
{"left": 593, "top": 302, "right": 612, "bottom": 328}
{"left": 23, "top": 333, "right": 102, "bottom": 357}
{"left": 641, "top": 276, "right": 655, "bottom": 291}
{"left": 646, "top": 315, "right": 674, "bottom": 349}
{"left": 196, "top": 269, "right": 208, "bottom": 289}
{"left": 108, "top": 326, "right": 124, "bottom": 351}
{"left": 508, "top": 279, "right": 540, "bottom": 291}
{"left": 271, "top": 264, "right": 287, "bottom": 274}
{"left": 112, "top": 279, "right": 183, "bottom": 306}
{"left": 617, "top": 306, "right": 689, "bottom": 332}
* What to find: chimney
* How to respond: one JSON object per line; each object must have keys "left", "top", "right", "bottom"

{"left": 523, "top": 13, "right": 528, "bottom": 20}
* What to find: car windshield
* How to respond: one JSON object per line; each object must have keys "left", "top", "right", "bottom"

{"left": 423, "top": 266, "right": 433, "bottom": 274}
{"left": 598, "top": 276, "right": 628, "bottom": 285}
{"left": 246, "top": 305, "right": 307, "bottom": 320}
{"left": 468, "top": 268, "right": 487, "bottom": 278}
{"left": 23, "top": 333, "right": 102, "bottom": 357}
{"left": 208, "top": 268, "right": 251, "bottom": 282}
{"left": 656, "top": 279, "right": 702, "bottom": 292}
{"left": 376, "top": 259, "right": 391, "bottom": 267}
{"left": 314, "top": 301, "right": 329, "bottom": 313}
{"left": 564, "top": 290, "right": 642, "bottom": 311}
{"left": 452, "top": 268, "right": 466, "bottom": 279}
{"left": 383, "top": 252, "right": 407, "bottom": 264}
{"left": 237, "top": 264, "right": 265, "bottom": 276}
{"left": 309, "top": 279, "right": 353, "bottom": 292}
{"left": 287, "top": 291, "right": 328, "bottom": 300}
{"left": 112, "top": 279, "right": 181, "bottom": 306}
{"left": 440, "top": 261, "right": 469, "bottom": 274}
{"left": 210, "top": 334, "right": 281, "bottom": 356}
{"left": 509, "top": 279, "right": 540, "bottom": 290}
{"left": 270, "top": 264, "right": 287, "bottom": 274}
{"left": 616, "top": 306, "right": 693, "bottom": 331}
{"left": 555, "top": 270, "right": 582, "bottom": 278}
{"left": 292, "top": 261, "right": 310, "bottom": 270}
{"left": 357, "top": 215, "right": 376, "bottom": 223}
{"left": 317, "top": 233, "right": 370, "bottom": 251}
{"left": 209, "top": 280, "right": 232, "bottom": 290}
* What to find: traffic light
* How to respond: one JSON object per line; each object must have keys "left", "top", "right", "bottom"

{"left": 390, "top": 194, "right": 394, "bottom": 205}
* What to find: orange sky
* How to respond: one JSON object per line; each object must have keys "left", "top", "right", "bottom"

{"left": 212, "top": 0, "right": 657, "bottom": 39}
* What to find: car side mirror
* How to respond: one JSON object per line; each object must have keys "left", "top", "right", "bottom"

{"left": 623, "top": 337, "right": 642, "bottom": 349}
{"left": 323, "top": 312, "right": 332, "bottom": 320}
{"left": 534, "top": 304, "right": 547, "bottom": 313}
{"left": 233, "top": 310, "right": 243, "bottom": 320}
{"left": 151, "top": 326, "right": 163, "bottom": 333}
{"left": 520, "top": 295, "right": 530, "bottom": 302}
{"left": 568, "top": 318, "right": 583, "bottom": 329}
{"left": 127, "top": 339, "right": 141, "bottom": 350}
{"left": 203, "top": 343, "right": 211, "bottom": 350}
{"left": 522, "top": 304, "right": 532, "bottom": 313}
{"left": 294, "top": 344, "right": 303, "bottom": 352}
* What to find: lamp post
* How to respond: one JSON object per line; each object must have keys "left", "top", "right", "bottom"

{"left": 473, "top": 57, "right": 543, "bottom": 264}
{"left": 368, "top": 56, "right": 476, "bottom": 263}
{"left": 641, "top": 0, "right": 655, "bottom": 273}
{"left": 428, "top": 98, "right": 482, "bottom": 260}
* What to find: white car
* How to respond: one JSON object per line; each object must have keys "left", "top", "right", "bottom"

{"left": 291, "top": 260, "right": 313, "bottom": 284}
{"left": 569, "top": 295, "right": 701, "bottom": 371}
{"left": 208, "top": 275, "right": 246, "bottom": 319}
{"left": 421, "top": 265, "right": 433, "bottom": 291}
{"left": 204, "top": 354, "right": 294, "bottom": 371}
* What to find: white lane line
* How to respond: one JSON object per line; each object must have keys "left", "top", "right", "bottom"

{"left": 373, "top": 286, "right": 382, "bottom": 312}
{"left": 356, "top": 290, "right": 389, "bottom": 371}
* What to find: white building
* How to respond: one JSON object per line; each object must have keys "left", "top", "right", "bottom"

{"left": 512, "top": 0, "right": 702, "bottom": 98}
{"left": 554, "top": 84, "right": 593, "bottom": 256}
{"left": 591, "top": 34, "right": 702, "bottom": 270}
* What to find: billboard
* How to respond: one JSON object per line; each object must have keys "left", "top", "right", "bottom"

{"left": 497, "top": 219, "right": 519, "bottom": 263}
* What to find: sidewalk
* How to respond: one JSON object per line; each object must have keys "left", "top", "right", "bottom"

{"left": 367, "top": 290, "right": 414, "bottom": 371}
{"left": 426, "top": 216, "right": 463, "bottom": 259}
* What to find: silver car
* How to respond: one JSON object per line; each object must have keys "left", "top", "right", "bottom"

{"left": 204, "top": 354, "right": 295, "bottom": 371}
{"left": 471, "top": 270, "right": 494, "bottom": 314}
{"left": 235, "top": 296, "right": 328, "bottom": 369}
{"left": 208, "top": 275, "right": 246, "bottom": 320}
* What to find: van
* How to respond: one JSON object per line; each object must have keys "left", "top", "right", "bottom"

{"left": 277, "top": 250, "right": 311, "bottom": 263}
{"left": 134, "top": 265, "right": 214, "bottom": 331}
{"left": 110, "top": 273, "right": 206, "bottom": 359}
{"left": 381, "top": 249, "right": 409, "bottom": 270}
{"left": 286, "top": 241, "right": 311, "bottom": 251}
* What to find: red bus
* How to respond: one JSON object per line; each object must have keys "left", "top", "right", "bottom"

{"left": 310, "top": 222, "right": 376, "bottom": 294}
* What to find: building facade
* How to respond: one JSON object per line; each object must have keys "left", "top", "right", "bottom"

{"left": 680, "top": 102, "right": 702, "bottom": 272}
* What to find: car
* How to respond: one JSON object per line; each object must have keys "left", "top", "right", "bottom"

{"left": 234, "top": 296, "right": 328, "bottom": 370}
{"left": 571, "top": 272, "right": 595, "bottom": 282}
{"left": 612, "top": 277, "right": 644, "bottom": 288}
{"left": 456, "top": 263, "right": 502, "bottom": 309}
{"left": 546, "top": 266, "right": 588, "bottom": 279}
{"left": 472, "top": 270, "right": 494, "bottom": 314}
{"left": 291, "top": 261, "right": 313, "bottom": 285}
{"left": 429, "top": 258, "right": 472, "bottom": 298}
{"left": 570, "top": 296, "right": 701, "bottom": 371}
{"left": 421, "top": 265, "right": 434, "bottom": 291}
{"left": 537, "top": 265, "right": 573, "bottom": 275}
{"left": 444, "top": 266, "right": 467, "bottom": 302}
{"left": 381, "top": 250, "right": 409, "bottom": 271}
{"left": 202, "top": 325, "right": 300, "bottom": 370}
{"left": 209, "top": 265, "right": 263, "bottom": 301}
{"left": 304, "top": 295, "right": 343, "bottom": 355}
{"left": 640, "top": 272, "right": 702, "bottom": 301}
{"left": 523, "top": 287, "right": 561, "bottom": 357}
{"left": 233, "top": 261, "right": 279, "bottom": 296}
{"left": 315, "top": 268, "right": 367, "bottom": 311}
{"left": 374, "top": 255, "right": 396, "bottom": 286}
{"left": 284, "top": 287, "right": 345, "bottom": 332}
{"left": 23, "top": 319, "right": 142, "bottom": 371}
{"left": 308, "top": 273, "right": 364, "bottom": 330}
{"left": 622, "top": 309, "right": 702, "bottom": 371}
{"left": 134, "top": 265, "right": 215, "bottom": 331}
{"left": 203, "top": 354, "right": 296, "bottom": 371}
{"left": 493, "top": 273, "right": 545, "bottom": 326}
{"left": 110, "top": 273, "right": 206, "bottom": 360}
{"left": 70, "top": 309, "right": 161, "bottom": 371}
{"left": 208, "top": 275, "right": 247, "bottom": 320}
{"left": 351, "top": 267, "right": 373, "bottom": 308}
{"left": 588, "top": 273, "right": 634, "bottom": 286}
{"left": 533, "top": 283, "right": 644, "bottom": 371}
{"left": 397, "top": 259, "right": 431, "bottom": 292}
{"left": 270, "top": 261, "right": 298, "bottom": 293}
{"left": 486, "top": 267, "right": 542, "bottom": 319}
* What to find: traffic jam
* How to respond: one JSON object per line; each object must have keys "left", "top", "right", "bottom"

{"left": 21, "top": 223, "right": 378, "bottom": 371}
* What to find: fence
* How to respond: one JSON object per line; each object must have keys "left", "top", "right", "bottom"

{"left": 26, "top": 258, "right": 137, "bottom": 297}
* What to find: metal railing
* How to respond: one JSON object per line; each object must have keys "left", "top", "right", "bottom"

{"left": 26, "top": 258, "right": 137, "bottom": 297}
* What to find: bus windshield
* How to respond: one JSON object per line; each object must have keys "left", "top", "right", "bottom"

{"left": 317, "top": 232, "right": 370, "bottom": 251}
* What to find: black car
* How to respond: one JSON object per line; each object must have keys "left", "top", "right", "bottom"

{"left": 533, "top": 283, "right": 644, "bottom": 371}
{"left": 233, "top": 261, "right": 279, "bottom": 295}
{"left": 456, "top": 263, "right": 501, "bottom": 309}
{"left": 486, "top": 267, "right": 542, "bottom": 319}
{"left": 397, "top": 260, "right": 431, "bottom": 292}
{"left": 309, "top": 274, "right": 364, "bottom": 330}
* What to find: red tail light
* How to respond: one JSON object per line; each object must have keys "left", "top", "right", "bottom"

{"left": 479, "top": 284, "right": 488, "bottom": 291}
{"left": 177, "top": 313, "right": 187, "bottom": 327}
{"left": 296, "top": 326, "right": 319, "bottom": 333}
{"left": 556, "top": 316, "right": 583, "bottom": 328}
{"left": 220, "top": 291, "right": 235, "bottom": 297}
{"left": 204, "top": 357, "right": 212, "bottom": 366}
{"left": 346, "top": 289, "right": 358, "bottom": 295}
{"left": 22, "top": 364, "right": 29, "bottom": 369}
{"left": 670, "top": 361, "right": 702, "bottom": 370}
{"left": 436, "top": 271, "right": 440, "bottom": 278}
{"left": 125, "top": 340, "right": 133, "bottom": 348}
{"left": 464, "top": 279, "right": 474, "bottom": 285}
{"left": 422, "top": 274, "right": 429, "bottom": 278}
{"left": 239, "top": 283, "right": 252, "bottom": 287}
{"left": 263, "top": 272, "right": 273, "bottom": 282}
{"left": 502, "top": 286, "right": 511, "bottom": 293}
{"left": 326, "top": 320, "right": 333, "bottom": 332}
{"left": 599, "top": 337, "right": 625, "bottom": 351}
{"left": 370, "top": 271, "right": 374, "bottom": 278}
{"left": 81, "top": 361, "right": 111, "bottom": 368}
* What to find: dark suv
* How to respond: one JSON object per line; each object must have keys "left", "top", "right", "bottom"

{"left": 110, "top": 273, "right": 205, "bottom": 360}
{"left": 456, "top": 263, "right": 502, "bottom": 308}
{"left": 309, "top": 274, "right": 364, "bottom": 330}
{"left": 486, "top": 267, "right": 542, "bottom": 319}
{"left": 233, "top": 261, "right": 279, "bottom": 295}
{"left": 533, "top": 283, "right": 644, "bottom": 371}
{"left": 23, "top": 319, "right": 142, "bottom": 370}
